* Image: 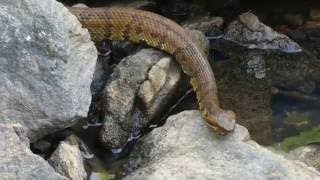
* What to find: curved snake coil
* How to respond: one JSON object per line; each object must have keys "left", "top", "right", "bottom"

{"left": 69, "top": 7, "right": 236, "bottom": 134}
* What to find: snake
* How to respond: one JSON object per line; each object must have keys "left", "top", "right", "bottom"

{"left": 68, "top": 7, "right": 236, "bottom": 134}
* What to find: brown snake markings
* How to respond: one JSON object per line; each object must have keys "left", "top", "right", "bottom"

{"left": 69, "top": 7, "right": 236, "bottom": 134}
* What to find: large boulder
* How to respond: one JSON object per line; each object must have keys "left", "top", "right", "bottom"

{"left": 0, "top": 0, "right": 97, "bottom": 141}
{"left": 100, "top": 49, "right": 183, "bottom": 149}
{"left": 0, "top": 124, "right": 67, "bottom": 180}
{"left": 123, "top": 111, "right": 320, "bottom": 179}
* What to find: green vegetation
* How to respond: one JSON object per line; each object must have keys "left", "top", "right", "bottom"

{"left": 280, "top": 124, "right": 320, "bottom": 152}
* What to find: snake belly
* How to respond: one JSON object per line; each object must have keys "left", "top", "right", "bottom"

{"left": 68, "top": 7, "right": 236, "bottom": 134}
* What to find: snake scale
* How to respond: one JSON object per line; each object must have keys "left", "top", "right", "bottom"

{"left": 68, "top": 7, "right": 236, "bottom": 134}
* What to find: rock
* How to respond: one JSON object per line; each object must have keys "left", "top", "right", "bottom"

{"left": 48, "top": 134, "right": 88, "bottom": 180}
{"left": 287, "top": 145, "right": 320, "bottom": 171}
{"left": 186, "top": 29, "right": 210, "bottom": 56}
{"left": 0, "top": 124, "right": 67, "bottom": 179}
{"left": 100, "top": 49, "right": 169, "bottom": 149}
{"left": 100, "top": 29, "right": 208, "bottom": 150}
{"left": 122, "top": 111, "right": 320, "bottom": 179}
{"left": 223, "top": 12, "right": 302, "bottom": 53}
{"left": 0, "top": 0, "right": 97, "bottom": 141}
{"left": 138, "top": 57, "right": 182, "bottom": 120}
{"left": 183, "top": 16, "right": 224, "bottom": 37}
{"left": 209, "top": 47, "right": 273, "bottom": 145}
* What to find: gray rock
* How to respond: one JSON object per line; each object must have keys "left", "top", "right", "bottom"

{"left": 287, "top": 145, "right": 320, "bottom": 171}
{"left": 0, "top": 124, "right": 67, "bottom": 180}
{"left": 0, "top": 0, "right": 97, "bottom": 141}
{"left": 224, "top": 12, "right": 302, "bottom": 53}
{"left": 123, "top": 111, "right": 320, "bottom": 180}
{"left": 100, "top": 49, "right": 166, "bottom": 149}
{"left": 186, "top": 29, "right": 210, "bottom": 56}
{"left": 100, "top": 29, "right": 208, "bottom": 150}
{"left": 138, "top": 57, "right": 182, "bottom": 121}
{"left": 48, "top": 134, "right": 87, "bottom": 180}
{"left": 183, "top": 16, "right": 224, "bottom": 37}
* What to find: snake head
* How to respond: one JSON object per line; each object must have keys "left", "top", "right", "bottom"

{"left": 204, "top": 109, "right": 236, "bottom": 135}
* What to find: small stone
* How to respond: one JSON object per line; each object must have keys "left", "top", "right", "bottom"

{"left": 48, "top": 134, "right": 87, "bottom": 180}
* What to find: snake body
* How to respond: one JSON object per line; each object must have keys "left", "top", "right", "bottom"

{"left": 69, "top": 7, "right": 236, "bottom": 134}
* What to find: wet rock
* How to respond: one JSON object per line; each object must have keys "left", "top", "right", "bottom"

{"left": 100, "top": 49, "right": 169, "bottom": 149}
{"left": 0, "top": 0, "right": 97, "bottom": 141}
{"left": 209, "top": 46, "right": 273, "bottom": 145}
{"left": 283, "top": 112, "right": 312, "bottom": 131}
{"left": 266, "top": 50, "right": 320, "bottom": 91}
{"left": 287, "top": 145, "right": 320, "bottom": 171}
{"left": 223, "top": 12, "right": 302, "bottom": 53}
{"left": 122, "top": 111, "right": 320, "bottom": 179}
{"left": 183, "top": 16, "right": 224, "bottom": 37}
{"left": 48, "top": 134, "right": 87, "bottom": 180}
{"left": 0, "top": 124, "right": 67, "bottom": 179}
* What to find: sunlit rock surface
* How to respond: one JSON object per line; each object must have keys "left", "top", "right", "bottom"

{"left": 48, "top": 134, "right": 87, "bottom": 180}
{"left": 0, "top": 124, "right": 67, "bottom": 180}
{"left": 0, "top": 0, "right": 97, "bottom": 141}
{"left": 123, "top": 111, "right": 320, "bottom": 180}
{"left": 100, "top": 49, "right": 174, "bottom": 149}
{"left": 287, "top": 145, "right": 320, "bottom": 171}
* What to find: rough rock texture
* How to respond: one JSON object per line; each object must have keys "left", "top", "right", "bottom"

{"left": 48, "top": 134, "right": 87, "bottom": 180}
{"left": 183, "top": 16, "right": 224, "bottom": 37}
{"left": 287, "top": 145, "right": 320, "bottom": 171}
{"left": 100, "top": 49, "right": 172, "bottom": 149}
{"left": 100, "top": 29, "right": 208, "bottom": 150}
{"left": 209, "top": 12, "right": 309, "bottom": 145}
{"left": 123, "top": 111, "right": 320, "bottom": 180}
{"left": 0, "top": 0, "right": 97, "bottom": 141}
{"left": 138, "top": 57, "right": 182, "bottom": 121}
{"left": 186, "top": 29, "right": 210, "bottom": 56}
{"left": 224, "top": 12, "right": 302, "bottom": 53}
{"left": 0, "top": 124, "right": 67, "bottom": 180}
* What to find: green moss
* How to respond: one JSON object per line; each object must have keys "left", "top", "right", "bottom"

{"left": 280, "top": 125, "right": 320, "bottom": 152}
